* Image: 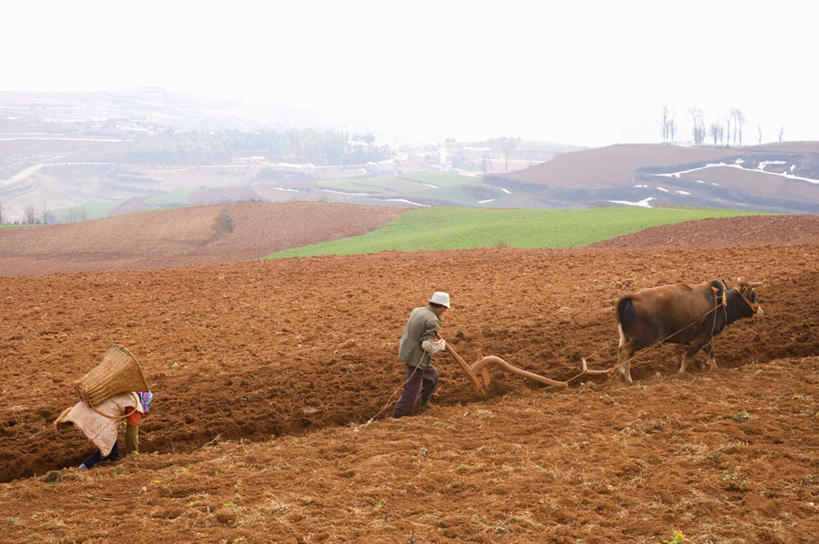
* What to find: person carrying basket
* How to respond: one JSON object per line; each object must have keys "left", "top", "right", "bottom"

{"left": 55, "top": 345, "right": 153, "bottom": 469}
{"left": 56, "top": 390, "right": 153, "bottom": 469}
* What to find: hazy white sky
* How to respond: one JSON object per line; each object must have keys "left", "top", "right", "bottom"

{"left": 2, "top": 0, "right": 816, "bottom": 147}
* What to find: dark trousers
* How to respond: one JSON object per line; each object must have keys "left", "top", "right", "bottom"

{"left": 392, "top": 363, "right": 438, "bottom": 418}
{"left": 82, "top": 440, "right": 120, "bottom": 469}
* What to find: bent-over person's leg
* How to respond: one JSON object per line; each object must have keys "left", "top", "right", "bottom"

{"left": 125, "top": 424, "right": 139, "bottom": 453}
{"left": 80, "top": 441, "right": 120, "bottom": 469}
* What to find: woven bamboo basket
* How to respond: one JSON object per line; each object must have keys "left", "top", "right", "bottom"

{"left": 74, "top": 345, "right": 149, "bottom": 407}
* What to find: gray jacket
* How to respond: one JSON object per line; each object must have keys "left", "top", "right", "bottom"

{"left": 398, "top": 305, "right": 442, "bottom": 368}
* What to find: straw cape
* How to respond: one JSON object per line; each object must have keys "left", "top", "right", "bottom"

{"left": 74, "top": 345, "right": 149, "bottom": 407}
{"left": 55, "top": 392, "right": 144, "bottom": 456}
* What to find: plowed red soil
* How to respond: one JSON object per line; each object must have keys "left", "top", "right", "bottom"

{"left": 0, "top": 201, "right": 405, "bottom": 277}
{"left": 590, "top": 214, "right": 819, "bottom": 248}
{"left": 0, "top": 213, "right": 817, "bottom": 543}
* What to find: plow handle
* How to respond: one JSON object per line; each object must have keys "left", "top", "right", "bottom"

{"left": 441, "top": 339, "right": 489, "bottom": 397}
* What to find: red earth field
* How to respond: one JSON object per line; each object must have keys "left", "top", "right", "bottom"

{"left": 590, "top": 214, "right": 819, "bottom": 249}
{"left": 0, "top": 210, "right": 817, "bottom": 543}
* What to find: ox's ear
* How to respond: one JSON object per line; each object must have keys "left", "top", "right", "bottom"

{"left": 739, "top": 282, "right": 758, "bottom": 298}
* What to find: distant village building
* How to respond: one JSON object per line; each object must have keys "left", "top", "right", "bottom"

{"left": 270, "top": 162, "right": 316, "bottom": 176}
{"left": 365, "top": 159, "right": 397, "bottom": 175}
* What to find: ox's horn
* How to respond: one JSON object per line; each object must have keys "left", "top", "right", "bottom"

{"left": 750, "top": 281, "right": 763, "bottom": 287}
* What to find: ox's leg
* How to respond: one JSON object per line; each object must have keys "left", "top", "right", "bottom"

{"left": 617, "top": 349, "right": 634, "bottom": 384}
{"left": 679, "top": 343, "right": 706, "bottom": 375}
{"left": 617, "top": 324, "right": 634, "bottom": 384}
{"left": 703, "top": 341, "right": 718, "bottom": 370}
{"left": 678, "top": 352, "right": 691, "bottom": 374}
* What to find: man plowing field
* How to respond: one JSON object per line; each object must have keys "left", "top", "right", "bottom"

{"left": 392, "top": 291, "right": 450, "bottom": 418}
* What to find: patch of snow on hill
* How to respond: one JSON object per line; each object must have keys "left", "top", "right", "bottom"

{"left": 499, "top": 187, "right": 512, "bottom": 195}
{"left": 675, "top": 190, "right": 691, "bottom": 195}
{"left": 758, "top": 160, "right": 786, "bottom": 170}
{"left": 656, "top": 186, "right": 670, "bottom": 193}
{"left": 656, "top": 162, "right": 819, "bottom": 184}
{"left": 322, "top": 189, "right": 372, "bottom": 196}
{"left": 609, "top": 197, "right": 655, "bottom": 208}
{"left": 478, "top": 199, "right": 496, "bottom": 204}
{"left": 376, "top": 198, "right": 429, "bottom": 207}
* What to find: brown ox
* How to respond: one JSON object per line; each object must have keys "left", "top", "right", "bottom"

{"left": 616, "top": 279, "right": 762, "bottom": 384}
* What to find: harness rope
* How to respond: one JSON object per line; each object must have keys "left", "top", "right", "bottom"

{"left": 362, "top": 363, "right": 422, "bottom": 426}
{"left": 87, "top": 392, "right": 141, "bottom": 422}
{"left": 363, "top": 337, "right": 444, "bottom": 426}
{"left": 734, "top": 288, "right": 760, "bottom": 314}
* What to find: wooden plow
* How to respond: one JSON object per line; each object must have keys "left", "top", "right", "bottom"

{"left": 441, "top": 336, "right": 569, "bottom": 397}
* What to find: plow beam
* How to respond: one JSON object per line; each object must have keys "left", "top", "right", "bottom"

{"left": 442, "top": 338, "right": 568, "bottom": 396}
{"left": 471, "top": 355, "right": 568, "bottom": 388}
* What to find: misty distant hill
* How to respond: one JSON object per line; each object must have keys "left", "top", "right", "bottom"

{"left": 1, "top": 90, "right": 817, "bottom": 220}
{"left": 490, "top": 143, "right": 819, "bottom": 213}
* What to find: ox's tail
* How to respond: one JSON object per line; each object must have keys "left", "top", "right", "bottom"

{"left": 616, "top": 297, "right": 636, "bottom": 328}
{"left": 616, "top": 296, "right": 637, "bottom": 350}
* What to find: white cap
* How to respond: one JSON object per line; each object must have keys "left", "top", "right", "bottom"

{"left": 429, "top": 291, "right": 451, "bottom": 308}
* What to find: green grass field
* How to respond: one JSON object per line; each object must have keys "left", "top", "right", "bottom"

{"left": 48, "top": 200, "right": 125, "bottom": 222}
{"left": 48, "top": 189, "right": 197, "bottom": 223}
{"left": 265, "top": 206, "right": 768, "bottom": 259}
{"left": 147, "top": 188, "right": 198, "bottom": 206}
{"left": 317, "top": 173, "right": 513, "bottom": 207}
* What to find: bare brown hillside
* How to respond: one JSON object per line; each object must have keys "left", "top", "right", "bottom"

{"left": 495, "top": 144, "right": 741, "bottom": 187}
{"left": 0, "top": 202, "right": 406, "bottom": 276}
{"left": 491, "top": 143, "right": 819, "bottom": 213}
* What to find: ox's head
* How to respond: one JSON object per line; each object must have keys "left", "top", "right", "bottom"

{"left": 735, "top": 278, "right": 763, "bottom": 317}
